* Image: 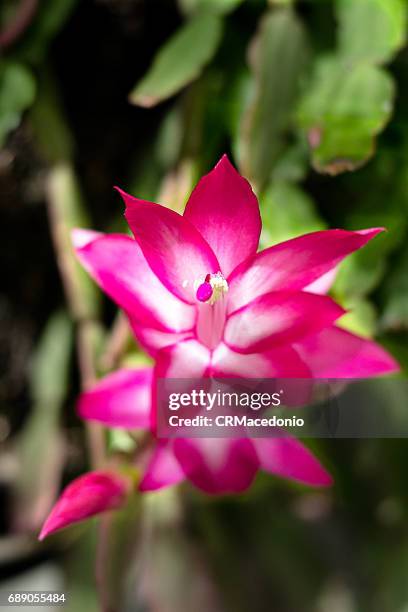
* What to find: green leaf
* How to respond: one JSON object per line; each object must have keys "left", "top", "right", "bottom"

{"left": 239, "top": 8, "right": 309, "bottom": 188}
{"left": 46, "top": 163, "right": 101, "bottom": 320}
{"left": 337, "top": 0, "right": 407, "bottom": 65}
{"left": 30, "top": 69, "right": 74, "bottom": 162}
{"left": 64, "top": 526, "right": 100, "bottom": 612}
{"left": 381, "top": 333, "right": 408, "bottom": 373}
{"left": 129, "top": 14, "right": 223, "bottom": 107}
{"left": 30, "top": 311, "right": 73, "bottom": 406}
{"left": 15, "top": 0, "right": 79, "bottom": 65}
{"left": 333, "top": 200, "right": 406, "bottom": 302}
{"left": 337, "top": 298, "right": 378, "bottom": 338}
{"left": 178, "top": 0, "right": 244, "bottom": 16}
{"left": 333, "top": 239, "right": 388, "bottom": 300}
{"left": 107, "top": 429, "right": 136, "bottom": 454}
{"left": 297, "top": 55, "right": 395, "bottom": 174}
{"left": 0, "top": 61, "right": 36, "bottom": 147}
{"left": 270, "top": 138, "right": 309, "bottom": 183}
{"left": 382, "top": 243, "right": 408, "bottom": 331}
{"left": 259, "top": 181, "right": 325, "bottom": 248}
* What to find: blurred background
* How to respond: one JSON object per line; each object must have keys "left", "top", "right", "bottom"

{"left": 1, "top": 0, "right": 408, "bottom": 610}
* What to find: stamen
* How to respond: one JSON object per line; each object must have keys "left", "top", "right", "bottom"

{"left": 194, "top": 272, "right": 228, "bottom": 305}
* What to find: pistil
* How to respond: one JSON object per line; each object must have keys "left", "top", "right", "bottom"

{"left": 194, "top": 272, "right": 229, "bottom": 348}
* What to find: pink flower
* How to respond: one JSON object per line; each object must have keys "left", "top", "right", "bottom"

{"left": 39, "top": 156, "right": 398, "bottom": 539}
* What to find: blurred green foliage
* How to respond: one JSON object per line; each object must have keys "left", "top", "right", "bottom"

{"left": 240, "top": 8, "right": 309, "bottom": 188}
{"left": 0, "top": 61, "right": 35, "bottom": 147}
{"left": 129, "top": 13, "right": 224, "bottom": 107}
{"left": 337, "top": 0, "right": 406, "bottom": 64}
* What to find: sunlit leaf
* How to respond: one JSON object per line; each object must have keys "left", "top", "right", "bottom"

{"left": 337, "top": 0, "right": 407, "bottom": 64}
{"left": 337, "top": 298, "right": 378, "bottom": 338}
{"left": 0, "top": 61, "right": 36, "bottom": 147}
{"left": 297, "top": 55, "right": 395, "bottom": 174}
{"left": 239, "top": 8, "right": 309, "bottom": 188}
{"left": 129, "top": 14, "right": 223, "bottom": 107}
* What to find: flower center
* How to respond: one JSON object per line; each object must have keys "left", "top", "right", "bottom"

{"left": 194, "top": 272, "right": 228, "bottom": 305}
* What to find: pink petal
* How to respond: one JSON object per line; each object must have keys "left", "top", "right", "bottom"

{"left": 72, "top": 230, "right": 195, "bottom": 332}
{"left": 212, "top": 342, "right": 311, "bottom": 378}
{"left": 155, "top": 339, "right": 211, "bottom": 378}
{"left": 294, "top": 326, "right": 400, "bottom": 378}
{"left": 253, "top": 437, "right": 333, "bottom": 487}
{"left": 211, "top": 344, "right": 313, "bottom": 407}
{"left": 183, "top": 155, "right": 261, "bottom": 277}
{"left": 138, "top": 440, "right": 185, "bottom": 491}
{"left": 227, "top": 228, "right": 383, "bottom": 312}
{"left": 173, "top": 438, "right": 259, "bottom": 494}
{"left": 39, "top": 471, "right": 129, "bottom": 540}
{"left": 224, "top": 291, "right": 345, "bottom": 353}
{"left": 72, "top": 228, "right": 101, "bottom": 247}
{"left": 305, "top": 267, "right": 338, "bottom": 294}
{"left": 119, "top": 189, "right": 220, "bottom": 303}
{"left": 152, "top": 340, "right": 212, "bottom": 431}
{"left": 129, "top": 317, "right": 194, "bottom": 356}
{"left": 77, "top": 368, "right": 153, "bottom": 429}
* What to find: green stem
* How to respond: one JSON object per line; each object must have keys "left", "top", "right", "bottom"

{"left": 45, "top": 162, "right": 105, "bottom": 469}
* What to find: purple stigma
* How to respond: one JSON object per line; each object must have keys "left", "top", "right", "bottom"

{"left": 196, "top": 281, "right": 213, "bottom": 303}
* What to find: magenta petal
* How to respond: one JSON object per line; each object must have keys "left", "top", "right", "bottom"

{"left": 155, "top": 339, "right": 211, "bottom": 378}
{"left": 129, "top": 317, "right": 194, "bottom": 356}
{"left": 224, "top": 291, "right": 345, "bottom": 353}
{"left": 39, "top": 471, "right": 129, "bottom": 540}
{"left": 212, "top": 342, "right": 311, "bottom": 378}
{"left": 77, "top": 368, "right": 153, "bottom": 429}
{"left": 305, "top": 267, "right": 338, "bottom": 294}
{"left": 152, "top": 339, "right": 211, "bottom": 432}
{"left": 138, "top": 440, "right": 185, "bottom": 491}
{"left": 173, "top": 438, "right": 259, "bottom": 494}
{"left": 119, "top": 189, "right": 220, "bottom": 303}
{"left": 253, "top": 437, "right": 333, "bottom": 487}
{"left": 183, "top": 155, "right": 261, "bottom": 277}
{"left": 228, "top": 228, "right": 383, "bottom": 312}
{"left": 72, "top": 230, "right": 195, "bottom": 332}
{"left": 294, "top": 326, "right": 400, "bottom": 378}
